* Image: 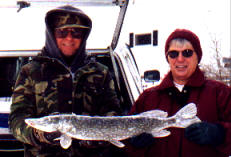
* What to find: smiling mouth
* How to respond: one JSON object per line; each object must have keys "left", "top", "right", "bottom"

{"left": 176, "top": 65, "right": 187, "bottom": 68}
{"left": 176, "top": 65, "right": 187, "bottom": 70}
{"left": 63, "top": 43, "right": 74, "bottom": 47}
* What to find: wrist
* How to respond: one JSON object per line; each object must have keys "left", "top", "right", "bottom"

{"left": 33, "top": 128, "right": 51, "bottom": 144}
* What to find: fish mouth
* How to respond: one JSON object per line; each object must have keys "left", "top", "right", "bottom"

{"left": 25, "top": 119, "right": 34, "bottom": 126}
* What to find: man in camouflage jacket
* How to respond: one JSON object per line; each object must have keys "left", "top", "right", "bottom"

{"left": 9, "top": 5, "right": 124, "bottom": 157}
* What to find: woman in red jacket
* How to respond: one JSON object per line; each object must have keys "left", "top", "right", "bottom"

{"left": 126, "top": 29, "right": 231, "bottom": 157}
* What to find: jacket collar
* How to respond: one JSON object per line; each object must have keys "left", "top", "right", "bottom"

{"left": 157, "top": 66, "right": 205, "bottom": 91}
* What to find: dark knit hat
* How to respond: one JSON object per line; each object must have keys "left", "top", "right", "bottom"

{"left": 165, "top": 29, "right": 202, "bottom": 63}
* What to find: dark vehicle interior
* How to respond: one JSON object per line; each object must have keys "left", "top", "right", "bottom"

{"left": 0, "top": 57, "right": 30, "bottom": 154}
{"left": 0, "top": 58, "right": 17, "bottom": 97}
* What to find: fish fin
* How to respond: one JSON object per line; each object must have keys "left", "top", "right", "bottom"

{"left": 173, "top": 103, "right": 201, "bottom": 128}
{"left": 59, "top": 134, "right": 72, "bottom": 149}
{"left": 109, "top": 140, "right": 125, "bottom": 148}
{"left": 139, "top": 110, "right": 168, "bottom": 118}
{"left": 175, "top": 116, "right": 201, "bottom": 128}
{"left": 176, "top": 103, "right": 197, "bottom": 118}
{"left": 151, "top": 129, "right": 170, "bottom": 137}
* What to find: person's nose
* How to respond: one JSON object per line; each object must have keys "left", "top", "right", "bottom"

{"left": 65, "top": 32, "right": 73, "bottom": 40}
{"left": 177, "top": 52, "right": 185, "bottom": 62}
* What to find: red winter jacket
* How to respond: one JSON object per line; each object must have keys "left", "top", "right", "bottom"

{"left": 125, "top": 67, "right": 231, "bottom": 157}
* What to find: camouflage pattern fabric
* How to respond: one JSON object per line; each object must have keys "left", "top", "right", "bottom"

{"left": 53, "top": 13, "right": 90, "bottom": 29}
{"left": 9, "top": 56, "right": 123, "bottom": 157}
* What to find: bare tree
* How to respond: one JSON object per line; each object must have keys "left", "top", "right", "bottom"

{"left": 200, "top": 35, "right": 230, "bottom": 86}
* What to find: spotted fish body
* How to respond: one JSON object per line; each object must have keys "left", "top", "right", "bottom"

{"left": 25, "top": 103, "right": 200, "bottom": 149}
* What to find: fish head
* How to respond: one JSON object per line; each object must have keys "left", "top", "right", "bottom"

{"left": 25, "top": 115, "right": 59, "bottom": 132}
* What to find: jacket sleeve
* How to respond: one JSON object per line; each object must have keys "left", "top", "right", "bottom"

{"left": 124, "top": 90, "right": 150, "bottom": 157}
{"left": 9, "top": 64, "right": 39, "bottom": 146}
{"left": 215, "top": 82, "right": 231, "bottom": 155}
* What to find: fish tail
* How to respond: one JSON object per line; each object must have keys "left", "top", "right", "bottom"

{"left": 172, "top": 103, "right": 201, "bottom": 128}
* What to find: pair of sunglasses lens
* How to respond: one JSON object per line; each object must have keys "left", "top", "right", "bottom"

{"left": 168, "top": 49, "right": 194, "bottom": 59}
{"left": 55, "top": 28, "right": 84, "bottom": 39}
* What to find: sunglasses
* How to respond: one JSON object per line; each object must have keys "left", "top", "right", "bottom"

{"left": 54, "top": 28, "right": 85, "bottom": 39}
{"left": 167, "top": 49, "right": 194, "bottom": 59}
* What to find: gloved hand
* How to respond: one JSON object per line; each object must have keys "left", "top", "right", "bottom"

{"left": 185, "top": 122, "right": 225, "bottom": 146}
{"left": 33, "top": 128, "right": 61, "bottom": 145}
{"left": 129, "top": 133, "right": 155, "bottom": 148}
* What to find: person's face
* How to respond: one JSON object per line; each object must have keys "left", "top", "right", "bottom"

{"left": 55, "top": 27, "right": 83, "bottom": 57}
{"left": 167, "top": 40, "right": 198, "bottom": 85}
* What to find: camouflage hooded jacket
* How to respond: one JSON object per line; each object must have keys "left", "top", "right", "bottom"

{"left": 9, "top": 5, "right": 122, "bottom": 157}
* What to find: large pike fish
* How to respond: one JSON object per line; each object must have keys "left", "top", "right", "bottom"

{"left": 25, "top": 103, "right": 200, "bottom": 149}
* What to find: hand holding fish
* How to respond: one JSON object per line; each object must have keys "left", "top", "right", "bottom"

{"left": 25, "top": 103, "right": 201, "bottom": 149}
{"left": 129, "top": 133, "right": 155, "bottom": 148}
{"left": 185, "top": 122, "right": 225, "bottom": 146}
{"left": 33, "top": 128, "right": 61, "bottom": 145}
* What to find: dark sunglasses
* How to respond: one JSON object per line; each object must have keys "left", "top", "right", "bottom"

{"left": 167, "top": 49, "right": 194, "bottom": 59}
{"left": 54, "top": 28, "right": 85, "bottom": 39}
